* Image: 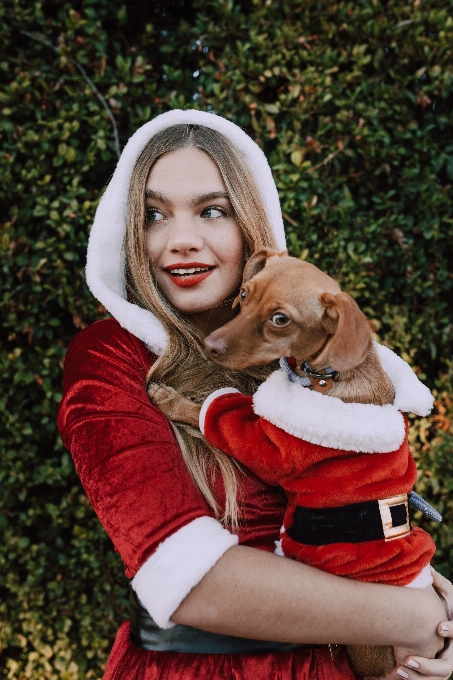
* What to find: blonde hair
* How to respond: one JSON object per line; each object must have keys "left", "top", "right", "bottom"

{"left": 125, "top": 124, "right": 278, "bottom": 526}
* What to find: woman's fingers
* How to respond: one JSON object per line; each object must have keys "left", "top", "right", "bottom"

{"left": 392, "top": 655, "right": 451, "bottom": 679}
{"left": 391, "top": 633, "right": 452, "bottom": 680}
{"left": 437, "top": 621, "right": 453, "bottom": 641}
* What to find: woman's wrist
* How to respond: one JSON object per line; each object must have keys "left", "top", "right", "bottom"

{"left": 397, "top": 586, "right": 446, "bottom": 652}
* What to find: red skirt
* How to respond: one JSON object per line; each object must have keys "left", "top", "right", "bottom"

{"left": 103, "top": 621, "right": 356, "bottom": 680}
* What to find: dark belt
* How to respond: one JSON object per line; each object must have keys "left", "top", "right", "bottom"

{"left": 129, "top": 588, "right": 320, "bottom": 654}
{"left": 286, "top": 494, "right": 411, "bottom": 545}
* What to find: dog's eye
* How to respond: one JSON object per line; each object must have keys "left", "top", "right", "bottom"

{"left": 240, "top": 290, "right": 247, "bottom": 301}
{"left": 271, "top": 313, "right": 290, "bottom": 327}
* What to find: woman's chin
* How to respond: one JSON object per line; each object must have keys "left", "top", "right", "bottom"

{"left": 163, "top": 287, "right": 239, "bottom": 316}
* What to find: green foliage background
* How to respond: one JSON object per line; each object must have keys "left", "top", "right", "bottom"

{"left": 1, "top": 0, "right": 452, "bottom": 677}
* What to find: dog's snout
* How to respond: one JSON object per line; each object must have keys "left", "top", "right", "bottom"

{"left": 204, "top": 335, "right": 227, "bottom": 358}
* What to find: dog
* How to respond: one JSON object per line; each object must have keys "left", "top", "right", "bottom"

{"left": 149, "top": 248, "right": 437, "bottom": 677}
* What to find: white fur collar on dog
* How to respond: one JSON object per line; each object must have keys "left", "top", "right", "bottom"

{"left": 86, "top": 110, "right": 286, "bottom": 355}
{"left": 374, "top": 344, "right": 433, "bottom": 416}
{"left": 252, "top": 345, "right": 433, "bottom": 453}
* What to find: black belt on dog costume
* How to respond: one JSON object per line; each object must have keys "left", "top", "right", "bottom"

{"left": 129, "top": 588, "right": 321, "bottom": 654}
{"left": 286, "top": 492, "right": 441, "bottom": 546}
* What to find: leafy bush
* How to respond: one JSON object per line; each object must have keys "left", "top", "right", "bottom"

{"left": 1, "top": 0, "right": 452, "bottom": 677}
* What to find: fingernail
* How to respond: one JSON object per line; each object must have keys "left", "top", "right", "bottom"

{"left": 396, "top": 670, "right": 409, "bottom": 679}
{"left": 441, "top": 623, "right": 449, "bottom": 635}
{"left": 406, "top": 660, "right": 419, "bottom": 669}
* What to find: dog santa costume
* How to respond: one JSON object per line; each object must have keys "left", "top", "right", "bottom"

{"left": 198, "top": 349, "right": 436, "bottom": 587}
{"left": 58, "top": 109, "right": 430, "bottom": 680}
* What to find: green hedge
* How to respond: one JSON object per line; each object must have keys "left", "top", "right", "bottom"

{"left": 1, "top": 0, "right": 452, "bottom": 677}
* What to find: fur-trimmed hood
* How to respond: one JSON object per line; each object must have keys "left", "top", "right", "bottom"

{"left": 86, "top": 110, "right": 286, "bottom": 355}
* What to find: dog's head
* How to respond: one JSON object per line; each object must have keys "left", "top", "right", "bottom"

{"left": 204, "top": 248, "right": 373, "bottom": 371}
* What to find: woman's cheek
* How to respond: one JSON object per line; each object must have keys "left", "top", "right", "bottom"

{"left": 218, "top": 223, "right": 245, "bottom": 265}
{"left": 145, "top": 230, "right": 163, "bottom": 267}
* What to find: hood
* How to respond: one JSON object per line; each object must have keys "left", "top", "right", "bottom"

{"left": 86, "top": 109, "right": 286, "bottom": 354}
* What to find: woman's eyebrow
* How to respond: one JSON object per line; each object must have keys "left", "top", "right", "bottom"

{"left": 192, "top": 191, "right": 229, "bottom": 205}
{"left": 145, "top": 189, "right": 167, "bottom": 202}
{"left": 144, "top": 189, "right": 229, "bottom": 205}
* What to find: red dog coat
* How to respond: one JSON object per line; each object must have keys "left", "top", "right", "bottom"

{"left": 199, "top": 347, "right": 436, "bottom": 587}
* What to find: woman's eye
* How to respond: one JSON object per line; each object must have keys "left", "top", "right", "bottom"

{"left": 202, "top": 206, "right": 226, "bottom": 219}
{"left": 271, "top": 313, "right": 290, "bottom": 327}
{"left": 146, "top": 208, "right": 164, "bottom": 223}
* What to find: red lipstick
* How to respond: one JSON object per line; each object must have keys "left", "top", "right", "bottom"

{"left": 164, "top": 262, "right": 215, "bottom": 288}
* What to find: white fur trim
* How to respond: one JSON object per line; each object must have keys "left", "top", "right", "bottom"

{"left": 375, "top": 344, "right": 434, "bottom": 416}
{"left": 199, "top": 388, "right": 240, "bottom": 434}
{"left": 274, "top": 540, "right": 284, "bottom": 556}
{"left": 252, "top": 369, "right": 406, "bottom": 453}
{"left": 131, "top": 516, "right": 238, "bottom": 629}
{"left": 404, "top": 564, "right": 433, "bottom": 588}
{"left": 86, "top": 110, "right": 286, "bottom": 354}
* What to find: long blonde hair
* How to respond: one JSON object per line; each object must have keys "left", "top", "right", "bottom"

{"left": 125, "top": 124, "right": 278, "bottom": 526}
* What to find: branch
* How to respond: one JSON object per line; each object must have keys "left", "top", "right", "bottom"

{"left": 392, "top": 19, "right": 415, "bottom": 30}
{"left": 306, "top": 147, "right": 343, "bottom": 173}
{"left": 21, "top": 30, "right": 120, "bottom": 159}
{"left": 282, "top": 211, "right": 298, "bottom": 227}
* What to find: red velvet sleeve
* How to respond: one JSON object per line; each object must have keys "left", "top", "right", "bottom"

{"left": 57, "top": 319, "right": 213, "bottom": 579}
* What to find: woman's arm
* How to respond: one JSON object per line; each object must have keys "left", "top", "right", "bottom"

{"left": 172, "top": 545, "right": 444, "bottom": 653}
{"left": 173, "top": 548, "right": 453, "bottom": 679}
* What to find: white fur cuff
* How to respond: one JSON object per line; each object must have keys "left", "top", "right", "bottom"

{"left": 199, "top": 388, "right": 240, "bottom": 434}
{"left": 131, "top": 516, "right": 238, "bottom": 629}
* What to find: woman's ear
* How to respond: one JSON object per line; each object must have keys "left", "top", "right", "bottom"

{"left": 318, "top": 292, "right": 373, "bottom": 371}
{"left": 242, "top": 248, "right": 287, "bottom": 283}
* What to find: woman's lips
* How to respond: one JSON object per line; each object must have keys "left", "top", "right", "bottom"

{"left": 165, "top": 265, "right": 215, "bottom": 288}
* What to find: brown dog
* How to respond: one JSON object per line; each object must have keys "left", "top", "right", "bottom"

{"left": 150, "top": 249, "right": 435, "bottom": 678}
{"left": 204, "top": 248, "right": 395, "bottom": 407}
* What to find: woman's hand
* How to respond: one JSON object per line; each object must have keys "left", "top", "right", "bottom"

{"left": 385, "top": 571, "right": 453, "bottom": 680}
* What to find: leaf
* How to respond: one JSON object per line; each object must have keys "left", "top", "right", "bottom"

{"left": 291, "top": 150, "right": 303, "bottom": 166}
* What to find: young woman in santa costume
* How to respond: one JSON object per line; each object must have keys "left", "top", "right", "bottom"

{"left": 58, "top": 110, "right": 453, "bottom": 680}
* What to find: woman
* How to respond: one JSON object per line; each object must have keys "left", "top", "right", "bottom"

{"left": 58, "top": 110, "right": 453, "bottom": 679}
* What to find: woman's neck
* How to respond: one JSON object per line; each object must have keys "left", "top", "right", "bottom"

{"left": 184, "top": 294, "right": 238, "bottom": 337}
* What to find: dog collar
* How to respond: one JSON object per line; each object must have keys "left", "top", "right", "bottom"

{"left": 279, "top": 357, "right": 339, "bottom": 394}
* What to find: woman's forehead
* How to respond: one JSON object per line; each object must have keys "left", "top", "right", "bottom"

{"left": 145, "top": 146, "right": 228, "bottom": 202}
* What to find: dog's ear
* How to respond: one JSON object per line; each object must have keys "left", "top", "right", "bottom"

{"left": 318, "top": 292, "right": 372, "bottom": 371}
{"left": 242, "top": 248, "right": 287, "bottom": 283}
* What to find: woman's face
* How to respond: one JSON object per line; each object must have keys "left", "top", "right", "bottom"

{"left": 145, "top": 146, "right": 245, "bottom": 333}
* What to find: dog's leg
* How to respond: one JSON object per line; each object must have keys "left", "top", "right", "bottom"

{"left": 148, "top": 383, "right": 201, "bottom": 428}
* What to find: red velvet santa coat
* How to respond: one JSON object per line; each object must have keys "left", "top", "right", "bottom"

{"left": 199, "top": 365, "right": 436, "bottom": 587}
{"left": 58, "top": 319, "right": 356, "bottom": 680}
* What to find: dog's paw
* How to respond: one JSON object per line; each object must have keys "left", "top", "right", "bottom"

{"left": 148, "top": 383, "right": 201, "bottom": 428}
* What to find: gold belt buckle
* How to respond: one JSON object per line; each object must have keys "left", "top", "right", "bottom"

{"left": 378, "top": 494, "right": 410, "bottom": 541}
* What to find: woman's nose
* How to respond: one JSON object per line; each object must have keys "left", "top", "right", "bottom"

{"left": 166, "top": 215, "right": 203, "bottom": 254}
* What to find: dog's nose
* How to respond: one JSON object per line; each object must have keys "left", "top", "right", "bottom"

{"left": 204, "top": 336, "right": 227, "bottom": 358}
